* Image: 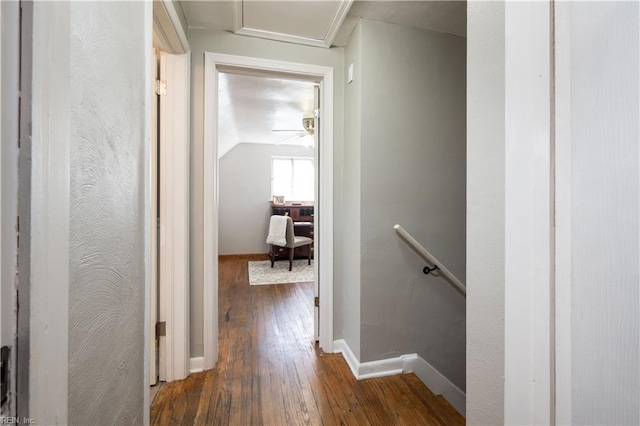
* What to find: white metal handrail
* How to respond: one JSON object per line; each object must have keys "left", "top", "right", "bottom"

{"left": 394, "top": 224, "right": 466, "bottom": 296}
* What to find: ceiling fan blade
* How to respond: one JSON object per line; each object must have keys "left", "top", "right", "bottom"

{"left": 275, "top": 132, "right": 305, "bottom": 145}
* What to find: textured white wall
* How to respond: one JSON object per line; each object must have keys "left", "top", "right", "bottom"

{"left": 68, "top": 2, "right": 148, "bottom": 424}
{"left": 188, "top": 29, "right": 344, "bottom": 357}
{"left": 218, "top": 143, "right": 313, "bottom": 255}
{"left": 466, "top": 1, "right": 505, "bottom": 423}
{"left": 566, "top": 2, "right": 640, "bottom": 423}
{"left": 357, "top": 20, "right": 466, "bottom": 390}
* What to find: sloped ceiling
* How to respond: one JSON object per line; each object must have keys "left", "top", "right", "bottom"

{"left": 334, "top": 1, "right": 466, "bottom": 45}
{"left": 218, "top": 72, "right": 315, "bottom": 158}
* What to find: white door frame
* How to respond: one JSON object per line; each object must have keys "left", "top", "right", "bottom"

{"left": 158, "top": 50, "right": 191, "bottom": 383}
{"left": 203, "top": 53, "right": 335, "bottom": 369}
{"left": 503, "top": 1, "right": 554, "bottom": 424}
{"left": 152, "top": 0, "right": 189, "bottom": 55}
{"left": 28, "top": 2, "right": 72, "bottom": 421}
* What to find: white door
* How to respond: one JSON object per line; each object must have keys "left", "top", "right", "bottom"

{"left": 158, "top": 51, "right": 190, "bottom": 383}
{"left": 313, "top": 84, "right": 320, "bottom": 341}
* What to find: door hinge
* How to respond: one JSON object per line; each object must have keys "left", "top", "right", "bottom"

{"left": 314, "top": 297, "right": 319, "bottom": 307}
{"left": 314, "top": 108, "right": 320, "bottom": 119}
{"left": 155, "top": 80, "right": 167, "bottom": 96}
{"left": 155, "top": 321, "right": 166, "bottom": 338}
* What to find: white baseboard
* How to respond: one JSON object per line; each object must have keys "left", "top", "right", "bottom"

{"left": 333, "top": 339, "right": 466, "bottom": 417}
{"left": 332, "top": 339, "right": 358, "bottom": 378}
{"left": 333, "top": 339, "right": 404, "bottom": 379}
{"left": 403, "top": 354, "right": 466, "bottom": 416}
{"left": 190, "top": 356, "right": 204, "bottom": 374}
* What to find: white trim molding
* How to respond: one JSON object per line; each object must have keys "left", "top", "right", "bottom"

{"left": 232, "top": 0, "right": 353, "bottom": 48}
{"left": 333, "top": 340, "right": 466, "bottom": 416}
{"left": 159, "top": 51, "right": 191, "bottom": 382}
{"left": 204, "top": 53, "right": 335, "bottom": 370}
{"left": 190, "top": 357, "right": 204, "bottom": 374}
{"left": 504, "top": 1, "right": 553, "bottom": 424}
{"left": 153, "top": 0, "right": 190, "bottom": 54}
{"left": 29, "top": 1, "right": 71, "bottom": 422}
{"left": 202, "top": 53, "right": 219, "bottom": 371}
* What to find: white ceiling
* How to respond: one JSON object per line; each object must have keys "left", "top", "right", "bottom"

{"left": 184, "top": 0, "right": 466, "bottom": 157}
{"left": 181, "top": 1, "right": 466, "bottom": 47}
{"left": 334, "top": 1, "right": 466, "bottom": 45}
{"left": 183, "top": 0, "right": 351, "bottom": 48}
{"left": 218, "top": 72, "right": 315, "bottom": 158}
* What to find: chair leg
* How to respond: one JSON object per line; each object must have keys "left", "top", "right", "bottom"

{"left": 289, "top": 247, "right": 294, "bottom": 271}
{"left": 308, "top": 245, "right": 311, "bottom": 265}
{"left": 270, "top": 245, "right": 274, "bottom": 268}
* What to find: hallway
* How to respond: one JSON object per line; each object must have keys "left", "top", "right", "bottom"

{"left": 150, "top": 256, "right": 464, "bottom": 425}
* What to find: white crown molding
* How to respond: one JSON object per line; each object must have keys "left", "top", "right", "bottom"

{"left": 323, "top": 0, "right": 354, "bottom": 47}
{"left": 235, "top": 27, "right": 330, "bottom": 49}
{"left": 233, "top": 0, "right": 243, "bottom": 33}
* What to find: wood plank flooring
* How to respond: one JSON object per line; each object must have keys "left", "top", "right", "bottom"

{"left": 151, "top": 256, "right": 464, "bottom": 425}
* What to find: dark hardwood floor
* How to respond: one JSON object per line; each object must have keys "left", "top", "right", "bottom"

{"left": 151, "top": 255, "right": 464, "bottom": 425}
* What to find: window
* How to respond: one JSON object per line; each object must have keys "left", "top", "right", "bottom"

{"left": 271, "top": 156, "right": 315, "bottom": 202}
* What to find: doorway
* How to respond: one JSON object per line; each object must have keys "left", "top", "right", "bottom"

{"left": 216, "top": 70, "right": 318, "bottom": 341}
{"left": 202, "top": 53, "right": 335, "bottom": 370}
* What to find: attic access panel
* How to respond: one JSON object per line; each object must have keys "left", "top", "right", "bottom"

{"left": 235, "top": 0, "right": 353, "bottom": 48}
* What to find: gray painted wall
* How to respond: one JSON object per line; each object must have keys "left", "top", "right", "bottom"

{"left": 219, "top": 143, "right": 313, "bottom": 255}
{"left": 343, "top": 23, "right": 362, "bottom": 360}
{"left": 189, "top": 29, "right": 345, "bottom": 357}
{"left": 466, "top": 2, "right": 505, "bottom": 423}
{"left": 357, "top": 20, "right": 466, "bottom": 390}
{"left": 568, "top": 2, "right": 639, "bottom": 423}
{"left": 68, "top": 2, "right": 146, "bottom": 424}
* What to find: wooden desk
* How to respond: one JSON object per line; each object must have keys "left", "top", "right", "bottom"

{"left": 270, "top": 203, "right": 314, "bottom": 222}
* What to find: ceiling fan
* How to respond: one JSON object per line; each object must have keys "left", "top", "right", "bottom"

{"left": 272, "top": 117, "right": 315, "bottom": 146}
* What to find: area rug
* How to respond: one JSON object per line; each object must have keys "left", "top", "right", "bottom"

{"left": 248, "top": 259, "right": 314, "bottom": 285}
